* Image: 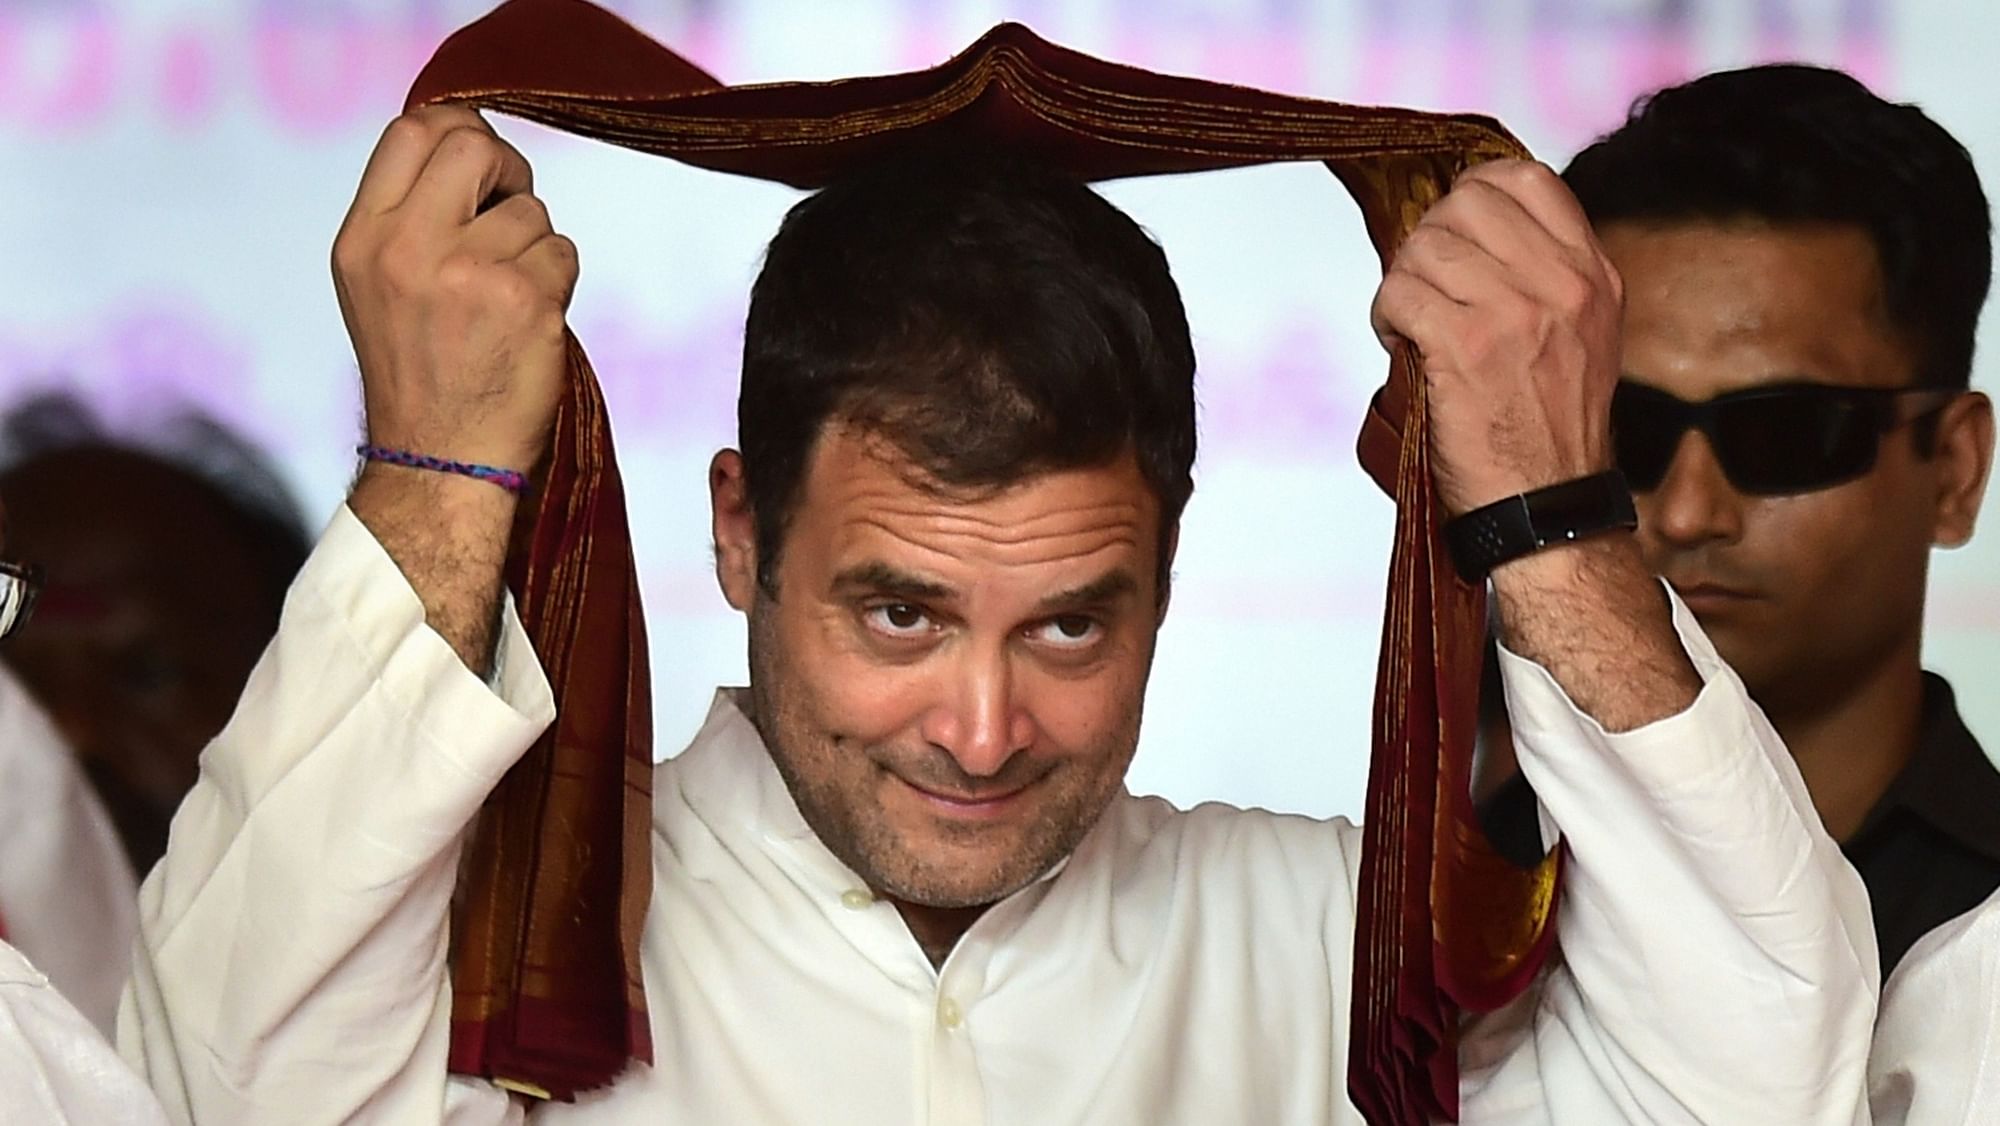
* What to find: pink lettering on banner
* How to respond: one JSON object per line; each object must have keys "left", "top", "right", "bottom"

{"left": 1196, "top": 30, "right": 1307, "bottom": 97}
{"left": 0, "top": 305, "right": 263, "bottom": 444}
{"left": 1348, "top": 0, "right": 1489, "bottom": 113}
{"left": 1526, "top": 27, "right": 1694, "bottom": 142}
{"left": 1526, "top": 0, "right": 1893, "bottom": 143}
{"left": 571, "top": 301, "right": 743, "bottom": 444}
{"left": 250, "top": 14, "right": 386, "bottom": 135}
{"left": 0, "top": 10, "right": 116, "bottom": 133}
{"left": 1000, "top": 0, "right": 1310, "bottom": 96}
{"left": 894, "top": 13, "right": 954, "bottom": 71}
{"left": 100, "top": 306, "right": 251, "bottom": 404}
{"left": 1340, "top": 0, "right": 1893, "bottom": 151}
{"left": 1838, "top": 40, "right": 1887, "bottom": 92}
{"left": 158, "top": 25, "right": 218, "bottom": 128}
{"left": 668, "top": 14, "right": 730, "bottom": 79}
{"left": 1197, "top": 318, "right": 1364, "bottom": 458}
{"left": 1755, "top": 0, "right": 1888, "bottom": 89}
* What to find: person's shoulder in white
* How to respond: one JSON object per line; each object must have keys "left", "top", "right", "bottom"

{"left": 0, "top": 659, "right": 140, "bottom": 1035}
{"left": 1107, "top": 792, "right": 1364, "bottom": 918}
{"left": 1871, "top": 882, "right": 2000, "bottom": 1125}
{"left": 0, "top": 939, "right": 166, "bottom": 1125}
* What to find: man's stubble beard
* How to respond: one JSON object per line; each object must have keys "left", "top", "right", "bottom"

{"left": 745, "top": 594, "right": 1146, "bottom": 909}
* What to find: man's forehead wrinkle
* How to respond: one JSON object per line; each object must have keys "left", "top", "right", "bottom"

{"left": 842, "top": 511, "right": 1144, "bottom": 569}
{"left": 823, "top": 464, "right": 1148, "bottom": 530}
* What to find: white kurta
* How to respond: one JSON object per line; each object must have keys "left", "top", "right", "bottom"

{"left": 0, "top": 660, "right": 140, "bottom": 1035}
{"left": 120, "top": 506, "right": 1877, "bottom": 1124}
{"left": 1870, "top": 885, "right": 2000, "bottom": 1124}
{"left": 0, "top": 939, "right": 165, "bottom": 1123}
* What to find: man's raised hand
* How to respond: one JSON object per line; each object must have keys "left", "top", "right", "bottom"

{"left": 334, "top": 106, "right": 575, "bottom": 674}
{"left": 333, "top": 105, "right": 578, "bottom": 476}
{"left": 1370, "top": 159, "right": 1623, "bottom": 519}
{"left": 1372, "top": 158, "right": 1700, "bottom": 730}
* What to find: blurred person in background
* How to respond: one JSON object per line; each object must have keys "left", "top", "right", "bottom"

{"left": 1480, "top": 64, "right": 1996, "bottom": 976}
{"left": 0, "top": 392, "right": 312, "bottom": 876}
{"left": 0, "top": 471, "right": 167, "bottom": 1121}
{"left": 0, "top": 553, "right": 136, "bottom": 1037}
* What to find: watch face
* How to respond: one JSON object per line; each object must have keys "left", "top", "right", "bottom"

{"left": 1522, "top": 472, "right": 1639, "bottom": 550}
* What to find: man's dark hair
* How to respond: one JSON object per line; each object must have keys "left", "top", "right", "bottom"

{"left": 0, "top": 391, "right": 311, "bottom": 621}
{"left": 739, "top": 148, "right": 1197, "bottom": 596}
{"left": 1564, "top": 63, "right": 1992, "bottom": 393}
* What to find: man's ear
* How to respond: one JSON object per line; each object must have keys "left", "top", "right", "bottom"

{"left": 1931, "top": 391, "right": 1994, "bottom": 549}
{"left": 710, "top": 449, "right": 759, "bottom": 611}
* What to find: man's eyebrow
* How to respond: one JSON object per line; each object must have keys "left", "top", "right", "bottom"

{"left": 829, "top": 561, "right": 956, "bottom": 602}
{"left": 1035, "top": 570, "right": 1140, "bottom": 613}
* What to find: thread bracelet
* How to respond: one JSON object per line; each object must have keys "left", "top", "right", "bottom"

{"left": 357, "top": 445, "right": 529, "bottom": 495}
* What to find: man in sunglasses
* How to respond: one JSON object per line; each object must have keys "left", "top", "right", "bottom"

{"left": 1482, "top": 63, "right": 1996, "bottom": 977}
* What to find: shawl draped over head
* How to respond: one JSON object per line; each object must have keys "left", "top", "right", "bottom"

{"left": 405, "top": 1, "right": 1561, "bottom": 1120}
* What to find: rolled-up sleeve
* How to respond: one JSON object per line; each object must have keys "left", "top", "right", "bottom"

{"left": 1461, "top": 585, "right": 1877, "bottom": 1124}
{"left": 117, "top": 504, "right": 548, "bottom": 1125}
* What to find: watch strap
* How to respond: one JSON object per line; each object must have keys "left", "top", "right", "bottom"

{"left": 1445, "top": 470, "right": 1638, "bottom": 582}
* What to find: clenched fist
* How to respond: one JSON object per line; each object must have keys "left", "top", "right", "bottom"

{"left": 333, "top": 105, "right": 578, "bottom": 476}
{"left": 1370, "top": 159, "right": 1624, "bottom": 517}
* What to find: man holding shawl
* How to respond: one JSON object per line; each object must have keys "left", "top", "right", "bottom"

{"left": 119, "top": 11, "right": 1875, "bottom": 1124}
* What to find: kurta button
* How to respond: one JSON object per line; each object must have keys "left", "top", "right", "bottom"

{"left": 840, "top": 889, "right": 873, "bottom": 909}
{"left": 937, "top": 997, "right": 963, "bottom": 1029}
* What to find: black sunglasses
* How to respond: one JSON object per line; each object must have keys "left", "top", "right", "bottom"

{"left": 1611, "top": 380, "right": 1958, "bottom": 496}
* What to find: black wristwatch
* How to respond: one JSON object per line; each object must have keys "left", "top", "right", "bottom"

{"left": 1444, "top": 470, "right": 1637, "bottom": 583}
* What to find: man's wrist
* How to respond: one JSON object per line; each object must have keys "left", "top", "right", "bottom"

{"left": 1489, "top": 530, "right": 1640, "bottom": 595}
{"left": 349, "top": 461, "right": 517, "bottom": 677}
{"left": 1490, "top": 535, "right": 1702, "bottom": 732}
{"left": 353, "top": 458, "right": 522, "bottom": 522}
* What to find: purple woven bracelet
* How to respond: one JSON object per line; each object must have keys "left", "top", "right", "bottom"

{"left": 357, "top": 445, "right": 528, "bottom": 495}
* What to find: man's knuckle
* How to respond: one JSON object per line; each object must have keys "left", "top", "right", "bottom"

{"left": 437, "top": 126, "right": 497, "bottom": 167}
{"left": 1400, "top": 225, "right": 1451, "bottom": 268}
{"left": 1422, "top": 193, "right": 1471, "bottom": 229}
{"left": 379, "top": 114, "right": 433, "bottom": 153}
{"left": 1600, "top": 258, "right": 1627, "bottom": 305}
{"left": 1491, "top": 158, "right": 1547, "bottom": 187}
{"left": 1546, "top": 266, "right": 1596, "bottom": 314}
{"left": 517, "top": 193, "right": 553, "bottom": 231}
{"left": 434, "top": 252, "right": 485, "bottom": 295}
{"left": 549, "top": 234, "right": 581, "bottom": 274}
{"left": 492, "top": 266, "right": 547, "bottom": 312}
{"left": 330, "top": 228, "right": 368, "bottom": 276}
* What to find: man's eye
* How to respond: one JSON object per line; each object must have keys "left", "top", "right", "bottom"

{"left": 1029, "top": 615, "right": 1101, "bottom": 648}
{"left": 863, "top": 604, "right": 933, "bottom": 637}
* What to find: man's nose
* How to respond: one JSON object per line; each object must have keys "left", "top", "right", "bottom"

{"left": 918, "top": 644, "right": 1035, "bottom": 780}
{"left": 1636, "top": 432, "right": 1746, "bottom": 559}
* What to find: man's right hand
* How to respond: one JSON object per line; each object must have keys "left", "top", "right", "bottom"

{"left": 334, "top": 107, "right": 576, "bottom": 675}
{"left": 333, "top": 105, "right": 577, "bottom": 473}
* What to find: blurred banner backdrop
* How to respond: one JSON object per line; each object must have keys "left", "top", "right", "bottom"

{"left": 3, "top": 0, "right": 1994, "bottom": 817}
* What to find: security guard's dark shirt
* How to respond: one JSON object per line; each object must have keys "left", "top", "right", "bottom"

{"left": 1480, "top": 672, "right": 2000, "bottom": 974}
